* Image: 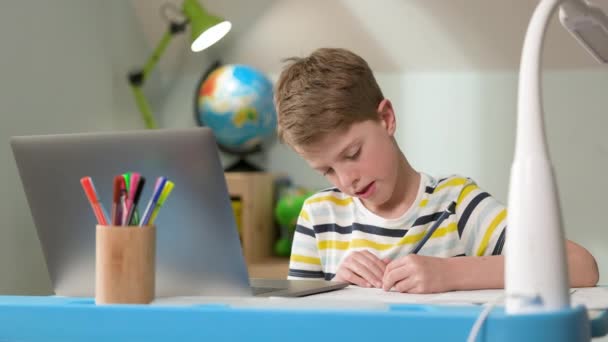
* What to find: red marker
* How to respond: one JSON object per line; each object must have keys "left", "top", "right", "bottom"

{"left": 80, "top": 176, "right": 108, "bottom": 225}
{"left": 111, "top": 176, "right": 125, "bottom": 225}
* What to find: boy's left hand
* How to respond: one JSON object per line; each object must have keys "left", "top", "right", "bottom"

{"left": 382, "top": 255, "right": 451, "bottom": 293}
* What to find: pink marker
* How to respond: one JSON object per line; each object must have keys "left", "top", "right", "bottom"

{"left": 123, "top": 172, "right": 141, "bottom": 225}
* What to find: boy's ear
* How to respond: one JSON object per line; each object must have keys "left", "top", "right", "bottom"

{"left": 377, "top": 99, "right": 396, "bottom": 136}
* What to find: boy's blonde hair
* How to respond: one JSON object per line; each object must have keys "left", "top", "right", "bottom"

{"left": 274, "top": 48, "right": 384, "bottom": 147}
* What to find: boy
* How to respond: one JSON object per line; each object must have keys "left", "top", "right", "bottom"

{"left": 275, "top": 48, "right": 599, "bottom": 293}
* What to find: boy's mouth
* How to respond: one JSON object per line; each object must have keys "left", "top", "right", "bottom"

{"left": 355, "top": 181, "right": 375, "bottom": 198}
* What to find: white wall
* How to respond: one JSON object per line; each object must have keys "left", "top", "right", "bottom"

{"left": 0, "top": 0, "right": 146, "bottom": 294}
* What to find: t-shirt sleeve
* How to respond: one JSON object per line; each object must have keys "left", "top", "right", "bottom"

{"left": 287, "top": 203, "right": 325, "bottom": 280}
{"left": 455, "top": 180, "right": 507, "bottom": 256}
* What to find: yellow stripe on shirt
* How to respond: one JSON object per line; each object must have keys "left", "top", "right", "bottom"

{"left": 317, "top": 239, "right": 393, "bottom": 251}
{"left": 457, "top": 183, "right": 479, "bottom": 208}
{"left": 476, "top": 209, "right": 507, "bottom": 256}
{"left": 396, "top": 223, "right": 458, "bottom": 246}
{"left": 306, "top": 195, "right": 353, "bottom": 207}
{"left": 434, "top": 177, "right": 468, "bottom": 194}
{"left": 290, "top": 254, "right": 321, "bottom": 265}
{"left": 299, "top": 210, "right": 310, "bottom": 222}
{"left": 317, "top": 223, "right": 458, "bottom": 251}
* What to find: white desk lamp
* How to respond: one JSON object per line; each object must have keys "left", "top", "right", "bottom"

{"left": 506, "top": 0, "right": 608, "bottom": 314}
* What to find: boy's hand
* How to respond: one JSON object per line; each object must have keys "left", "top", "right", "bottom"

{"left": 334, "top": 251, "right": 387, "bottom": 288}
{"left": 382, "top": 255, "right": 450, "bottom": 293}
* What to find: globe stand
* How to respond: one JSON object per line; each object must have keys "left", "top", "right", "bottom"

{"left": 224, "top": 158, "right": 262, "bottom": 172}
{"left": 218, "top": 141, "right": 265, "bottom": 172}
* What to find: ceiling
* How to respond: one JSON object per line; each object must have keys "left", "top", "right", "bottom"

{"left": 129, "top": 0, "right": 608, "bottom": 74}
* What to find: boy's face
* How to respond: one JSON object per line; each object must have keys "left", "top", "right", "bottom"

{"left": 294, "top": 99, "right": 401, "bottom": 210}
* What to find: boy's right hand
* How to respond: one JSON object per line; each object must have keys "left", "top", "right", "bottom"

{"left": 333, "top": 251, "right": 387, "bottom": 288}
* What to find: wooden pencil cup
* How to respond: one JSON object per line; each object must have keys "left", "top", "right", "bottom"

{"left": 95, "top": 225, "right": 155, "bottom": 304}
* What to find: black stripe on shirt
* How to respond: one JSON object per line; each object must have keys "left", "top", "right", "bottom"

{"left": 295, "top": 225, "right": 315, "bottom": 238}
{"left": 425, "top": 177, "right": 451, "bottom": 194}
{"left": 313, "top": 223, "right": 407, "bottom": 238}
{"left": 457, "top": 192, "right": 490, "bottom": 238}
{"left": 288, "top": 269, "right": 325, "bottom": 279}
{"left": 492, "top": 227, "right": 506, "bottom": 255}
{"left": 411, "top": 210, "right": 455, "bottom": 227}
{"left": 319, "top": 187, "right": 341, "bottom": 193}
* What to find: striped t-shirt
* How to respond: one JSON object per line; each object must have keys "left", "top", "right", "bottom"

{"left": 288, "top": 173, "right": 507, "bottom": 280}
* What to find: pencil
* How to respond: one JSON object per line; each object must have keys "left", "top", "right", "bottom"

{"left": 410, "top": 201, "right": 456, "bottom": 254}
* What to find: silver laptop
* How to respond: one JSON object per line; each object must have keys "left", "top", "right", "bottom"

{"left": 10, "top": 127, "right": 346, "bottom": 298}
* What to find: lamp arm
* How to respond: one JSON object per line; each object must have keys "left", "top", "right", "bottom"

{"left": 128, "top": 21, "right": 187, "bottom": 129}
{"left": 506, "top": 0, "right": 571, "bottom": 314}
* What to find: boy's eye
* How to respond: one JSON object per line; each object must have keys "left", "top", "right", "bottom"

{"left": 346, "top": 149, "right": 361, "bottom": 160}
{"left": 323, "top": 168, "right": 334, "bottom": 176}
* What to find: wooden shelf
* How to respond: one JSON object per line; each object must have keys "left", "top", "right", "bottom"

{"left": 225, "top": 172, "right": 286, "bottom": 278}
{"left": 225, "top": 172, "right": 274, "bottom": 263}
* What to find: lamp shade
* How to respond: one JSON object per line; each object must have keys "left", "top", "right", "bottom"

{"left": 182, "top": 0, "right": 231, "bottom": 52}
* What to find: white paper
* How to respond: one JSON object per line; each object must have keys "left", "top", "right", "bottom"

{"left": 571, "top": 287, "right": 608, "bottom": 310}
{"left": 309, "top": 286, "right": 442, "bottom": 304}
{"left": 311, "top": 286, "right": 498, "bottom": 305}
{"left": 311, "top": 286, "right": 602, "bottom": 308}
{"left": 428, "top": 289, "right": 506, "bottom": 305}
{"left": 152, "top": 294, "right": 389, "bottom": 311}
{"left": 150, "top": 286, "right": 608, "bottom": 310}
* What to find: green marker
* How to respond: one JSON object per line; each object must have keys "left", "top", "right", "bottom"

{"left": 122, "top": 172, "right": 140, "bottom": 225}
{"left": 122, "top": 172, "right": 131, "bottom": 192}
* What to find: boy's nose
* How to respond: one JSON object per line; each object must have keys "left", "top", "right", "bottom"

{"left": 339, "top": 170, "right": 360, "bottom": 192}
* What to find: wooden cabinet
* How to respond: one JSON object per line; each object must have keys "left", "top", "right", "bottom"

{"left": 224, "top": 172, "right": 289, "bottom": 279}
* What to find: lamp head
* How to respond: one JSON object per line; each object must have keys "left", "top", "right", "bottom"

{"left": 182, "top": 0, "right": 231, "bottom": 52}
{"left": 560, "top": 0, "right": 608, "bottom": 63}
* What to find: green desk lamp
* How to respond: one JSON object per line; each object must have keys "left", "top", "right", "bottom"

{"left": 128, "top": 0, "right": 231, "bottom": 128}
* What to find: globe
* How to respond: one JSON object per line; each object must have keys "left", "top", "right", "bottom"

{"left": 196, "top": 64, "right": 277, "bottom": 154}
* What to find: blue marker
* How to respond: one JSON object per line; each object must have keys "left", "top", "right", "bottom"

{"left": 139, "top": 176, "right": 167, "bottom": 227}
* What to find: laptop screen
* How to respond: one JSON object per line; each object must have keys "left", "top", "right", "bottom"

{"left": 11, "top": 127, "right": 252, "bottom": 297}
